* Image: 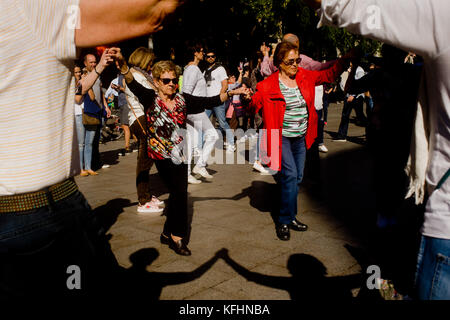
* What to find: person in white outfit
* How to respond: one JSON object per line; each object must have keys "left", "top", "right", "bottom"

{"left": 303, "top": 0, "right": 450, "bottom": 300}
{"left": 182, "top": 44, "right": 220, "bottom": 184}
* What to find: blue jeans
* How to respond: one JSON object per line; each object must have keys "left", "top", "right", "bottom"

{"left": 415, "top": 235, "right": 450, "bottom": 300}
{"left": 277, "top": 136, "right": 306, "bottom": 225}
{"left": 0, "top": 190, "right": 99, "bottom": 299}
{"left": 205, "top": 103, "right": 235, "bottom": 146}
{"left": 75, "top": 115, "right": 85, "bottom": 169}
{"left": 83, "top": 125, "right": 97, "bottom": 171}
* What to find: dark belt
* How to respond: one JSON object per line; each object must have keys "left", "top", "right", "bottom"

{"left": 0, "top": 179, "right": 78, "bottom": 213}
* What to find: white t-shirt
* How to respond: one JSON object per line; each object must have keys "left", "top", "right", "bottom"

{"left": 0, "top": 0, "right": 78, "bottom": 195}
{"left": 314, "top": 85, "right": 324, "bottom": 111}
{"left": 74, "top": 102, "right": 84, "bottom": 116}
{"left": 182, "top": 65, "right": 207, "bottom": 97}
{"left": 204, "top": 66, "right": 228, "bottom": 97}
{"left": 125, "top": 69, "right": 152, "bottom": 126}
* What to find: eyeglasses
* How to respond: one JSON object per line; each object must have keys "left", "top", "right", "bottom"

{"left": 160, "top": 78, "right": 178, "bottom": 85}
{"left": 282, "top": 57, "right": 302, "bottom": 66}
{"left": 206, "top": 55, "right": 216, "bottom": 59}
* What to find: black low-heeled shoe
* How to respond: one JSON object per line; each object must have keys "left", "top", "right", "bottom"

{"left": 160, "top": 233, "right": 170, "bottom": 245}
{"left": 168, "top": 237, "right": 191, "bottom": 256}
{"left": 276, "top": 224, "right": 290, "bottom": 241}
{"left": 288, "top": 219, "right": 308, "bottom": 232}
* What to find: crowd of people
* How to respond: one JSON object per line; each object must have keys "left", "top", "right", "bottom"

{"left": 1, "top": 0, "right": 449, "bottom": 301}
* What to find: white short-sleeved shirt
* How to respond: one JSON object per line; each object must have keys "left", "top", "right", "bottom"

{"left": 205, "top": 66, "right": 228, "bottom": 97}
{"left": 182, "top": 65, "right": 207, "bottom": 97}
{"left": 125, "top": 69, "right": 152, "bottom": 126}
{"left": 0, "top": 0, "right": 79, "bottom": 195}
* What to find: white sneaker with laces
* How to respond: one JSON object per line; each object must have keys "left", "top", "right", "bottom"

{"left": 188, "top": 174, "right": 202, "bottom": 184}
{"left": 253, "top": 162, "right": 270, "bottom": 175}
{"left": 193, "top": 166, "right": 213, "bottom": 179}
{"left": 318, "top": 144, "right": 328, "bottom": 153}
{"left": 151, "top": 196, "right": 164, "bottom": 206}
{"left": 137, "top": 202, "right": 164, "bottom": 215}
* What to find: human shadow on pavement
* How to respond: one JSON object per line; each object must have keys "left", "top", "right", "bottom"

{"left": 306, "top": 144, "right": 423, "bottom": 298}
{"left": 217, "top": 248, "right": 369, "bottom": 301}
{"left": 113, "top": 248, "right": 221, "bottom": 301}
{"left": 91, "top": 198, "right": 138, "bottom": 236}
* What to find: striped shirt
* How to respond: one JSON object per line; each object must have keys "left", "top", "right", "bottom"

{"left": 0, "top": 0, "right": 79, "bottom": 195}
{"left": 279, "top": 80, "right": 308, "bottom": 138}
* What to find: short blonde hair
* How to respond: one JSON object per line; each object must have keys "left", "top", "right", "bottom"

{"left": 128, "top": 47, "right": 155, "bottom": 70}
{"left": 152, "top": 60, "right": 178, "bottom": 80}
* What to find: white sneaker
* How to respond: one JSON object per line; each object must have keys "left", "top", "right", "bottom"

{"left": 253, "top": 162, "right": 270, "bottom": 175}
{"left": 102, "top": 164, "right": 110, "bottom": 169}
{"left": 188, "top": 174, "right": 202, "bottom": 184}
{"left": 150, "top": 196, "right": 164, "bottom": 206}
{"left": 137, "top": 202, "right": 164, "bottom": 215}
{"left": 226, "top": 145, "right": 236, "bottom": 152}
{"left": 193, "top": 166, "right": 213, "bottom": 179}
{"left": 318, "top": 144, "right": 328, "bottom": 153}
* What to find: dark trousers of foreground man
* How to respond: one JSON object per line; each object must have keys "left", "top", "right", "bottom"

{"left": 0, "top": 183, "right": 106, "bottom": 300}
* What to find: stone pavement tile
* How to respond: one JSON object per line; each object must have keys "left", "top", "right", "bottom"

{"left": 185, "top": 287, "right": 239, "bottom": 300}
{"left": 299, "top": 210, "right": 345, "bottom": 235}
{"left": 156, "top": 260, "right": 232, "bottom": 300}
{"left": 198, "top": 210, "right": 272, "bottom": 234}
{"left": 107, "top": 224, "right": 159, "bottom": 250}
{"left": 238, "top": 228, "right": 323, "bottom": 254}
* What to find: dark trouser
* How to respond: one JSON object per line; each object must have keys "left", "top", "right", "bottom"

{"left": 337, "top": 96, "right": 365, "bottom": 139}
{"left": 276, "top": 136, "right": 306, "bottom": 225}
{"left": 130, "top": 116, "right": 154, "bottom": 205}
{"left": 0, "top": 190, "right": 102, "bottom": 300}
{"left": 316, "top": 109, "right": 325, "bottom": 145}
{"left": 323, "top": 94, "right": 329, "bottom": 123}
{"left": 155, "top": 159, "right": 189, "bottom": 239}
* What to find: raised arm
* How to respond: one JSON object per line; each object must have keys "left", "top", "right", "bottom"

{"left": 79, "top": 49, "right": 114, "bottom": 95}
{"left": 75, "top": 0, "right": 181, "bottom": 47}
{"left": 314, "top": 0, "right": 450, "bottom": 59}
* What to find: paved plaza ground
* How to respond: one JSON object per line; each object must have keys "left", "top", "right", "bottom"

{"left": 76, "top": 102, "right": 421, "bottom": 301}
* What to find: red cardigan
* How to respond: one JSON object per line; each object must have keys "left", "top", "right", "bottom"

{"left": 249, "top": 59, "right": 347, "bottom": 171}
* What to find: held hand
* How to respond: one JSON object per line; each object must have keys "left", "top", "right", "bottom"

{"left": 347, "top": 95, "right": 355, "bottom": 103}
{"left": 109, "top": 47, "right": 126, "bottom": 68}
{"left": 260, "top": 43, "right": 270, "bottom": 57}
{"left": 216, "top": 248, "right": 229, "bottom": 258}
{"left": 98, "top": 48, "right": 114, "bottom": 70}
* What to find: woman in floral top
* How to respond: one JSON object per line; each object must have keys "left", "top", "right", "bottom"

{"left": 112, "top": 49, "right": 248, "bottom": 256}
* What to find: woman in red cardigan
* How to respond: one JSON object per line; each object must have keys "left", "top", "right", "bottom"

{"left": 247, "top": 41, "right": 351, "bottom": 241}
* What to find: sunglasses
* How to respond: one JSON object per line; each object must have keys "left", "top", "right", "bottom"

{"left": 160, "top": 78, "right": 178, "bottom": 85}
{"left": 206, "top": 55, "right": 216, "bottom": 59}
{"left": 283, "top": 57, "right": 302, "bottom": 66}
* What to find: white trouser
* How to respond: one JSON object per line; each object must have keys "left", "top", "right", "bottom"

{"left": 186, "top": 112, "right": 219, "bottom": 173}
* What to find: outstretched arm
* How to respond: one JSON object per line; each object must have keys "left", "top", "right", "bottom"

{"left": 162, "top": 253, "right": 220, "bottom": 286}
{"left": 75, "top": 0, "right": 181, "bottom": 47}
{"left": 311, "top": 0, "right": 450, "bottom": 59}
{"left": 219, "top": 249, "right": 286, "bottom": 290}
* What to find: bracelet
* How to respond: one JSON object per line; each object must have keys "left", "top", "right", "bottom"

{"left": 120, "top": 66, "right": 130, "bottom": 75}
{"left": 94, "top": 66, "right": 101, "bottom": 76}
